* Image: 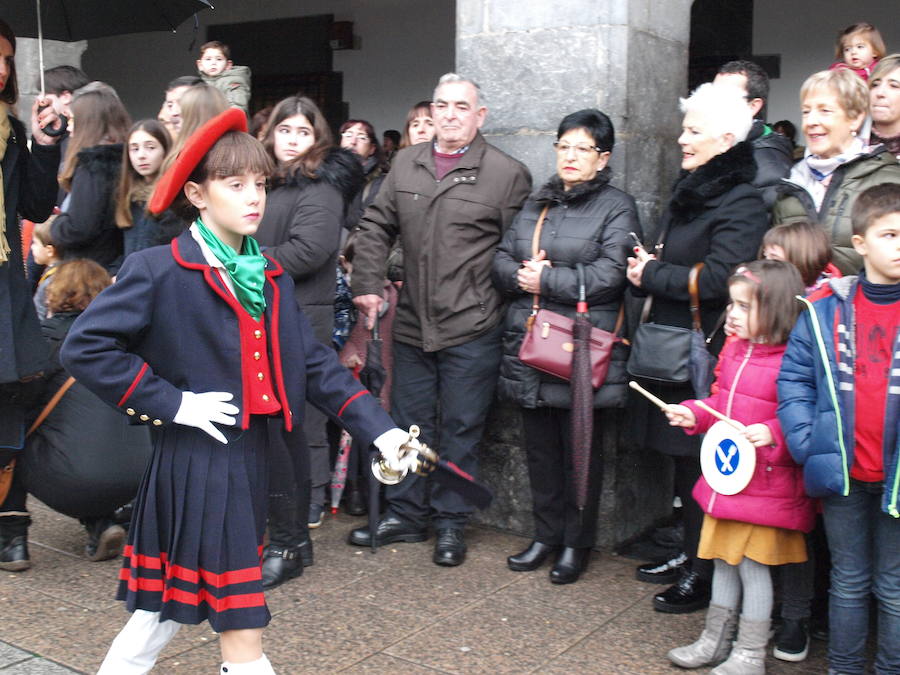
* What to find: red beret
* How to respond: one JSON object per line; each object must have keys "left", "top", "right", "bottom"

{"left": 148, "top": 108, "right": 248, "bottom": 215}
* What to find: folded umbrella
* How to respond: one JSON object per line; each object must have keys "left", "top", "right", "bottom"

{"left": 570, "top": 264, "right": 594, "bottom": 512}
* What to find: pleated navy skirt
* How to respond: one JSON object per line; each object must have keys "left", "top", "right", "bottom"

{"left": 117, "top": 417, "right": 270, "bottom": 632}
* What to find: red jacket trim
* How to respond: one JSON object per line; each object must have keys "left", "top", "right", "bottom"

{"left": 117, "top": 363, "right": 149, "bottom": 407}
{"left": 265, "top": 263, "right": 292, "bottom": 431}
{"left": 337, "top": 390, "right": 367, "bottom": 417}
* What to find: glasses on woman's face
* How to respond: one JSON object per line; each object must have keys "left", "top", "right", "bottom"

{"left": 341, "top": 130, "right": 371, "bottom": 142}
{"left": 553, "top": 141, "right": 601, "bottom": 157}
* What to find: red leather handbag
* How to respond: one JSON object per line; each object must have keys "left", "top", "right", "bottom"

{"left": 516, "top": 206, "right": 621, "bottom": 390}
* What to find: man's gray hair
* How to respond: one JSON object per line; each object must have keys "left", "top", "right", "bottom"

{"left": 433, "top": 73, "right": 485, "bottom": 108}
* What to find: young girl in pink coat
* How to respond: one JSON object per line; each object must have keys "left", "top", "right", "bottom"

{"left": 663, "top": 260, "right": 816, "bottom": 675}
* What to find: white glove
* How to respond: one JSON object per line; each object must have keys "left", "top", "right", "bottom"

{"left": 373, "top": 427, "right": 413, "bottom": 472}
{"left": 173, "top": 391, "right": 239, "bottom": 444}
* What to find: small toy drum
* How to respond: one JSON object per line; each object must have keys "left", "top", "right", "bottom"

{"left": 700, "top": 421, "right": 756, "bottom": 495}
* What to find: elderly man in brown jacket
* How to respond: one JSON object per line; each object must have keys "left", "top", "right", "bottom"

{"left": 350, "top": 73, "right": 531, "bottom": 566}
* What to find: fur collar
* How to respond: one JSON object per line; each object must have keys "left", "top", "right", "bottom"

{"left": 669, "top": 141, "right": 757, "bottom": 217}
{"left": 273, "top": 147, "right": 364, "bottom": 205}
{"left": 534, "top": 168, "right": 612, "bottom": 204}
{"left": 75, "top": 143, "right": 123, "bottom": 175}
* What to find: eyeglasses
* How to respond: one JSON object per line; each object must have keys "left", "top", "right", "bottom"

{"left": 341, "top": 131, "right": 371, "bottom": 142}
{"left": 553, "top": 142, "right": 601, "bottom": 157}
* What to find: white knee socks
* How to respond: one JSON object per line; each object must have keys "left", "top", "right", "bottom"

{"left": 220, "top": 654, "right": 275, "bottom": 674}
{"left": 97, "top": 609, "right": 182, "bottom": 674}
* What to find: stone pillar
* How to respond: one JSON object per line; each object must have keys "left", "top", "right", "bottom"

{"left": 14, "top": 38, "right": 87, "bottom": 120}
{"left": 458, "top": 0, "right": 693, "bottom": 548}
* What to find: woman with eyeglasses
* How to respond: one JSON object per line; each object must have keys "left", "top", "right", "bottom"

{"left": 492, "top": 109, "right": 640, "bottom": 584}
{"left": 340, "top": 119, "right": 389, "bottom": 230}
{"left": 624, "top": 83, "right": 768, "bottom": 615}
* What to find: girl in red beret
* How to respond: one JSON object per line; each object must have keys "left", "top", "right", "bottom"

{"left": 62, "top": 109, "right": 410, "bottom": 674}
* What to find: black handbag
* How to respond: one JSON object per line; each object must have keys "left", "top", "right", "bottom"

{"left": 627, "top": 262, "right": 717, "bottom": 397}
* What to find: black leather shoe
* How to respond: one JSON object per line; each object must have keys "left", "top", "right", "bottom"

{"left": 433, "top": 528, "right": 466, "bottom": 567}
{"left": 345, "top": 488, "right": 367, "bottom": 516}
{"left": 348, "top": 515, "right": 428, "bottom": 547}
{"left": 83, "top": 518, "right": 126, "bottom": 562}
{"left": 636, "top": 552, "right": 688, "bottom": 584}
{"left": 261, "top": 544, "right": 303, "bottom": 590}
{"left": 0, "top": 535, "right": 31, "bottom": 572}
{"left": 507, "top": 541, "right": 559, "bottom": 572}
{"left": 549, "top": 547, "right": 590, "bottom": 584}
{"left": 653, "top": 568, "right": 711, "bottom": 613}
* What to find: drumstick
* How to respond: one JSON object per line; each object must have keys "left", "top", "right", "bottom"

{"left": 628, "top": 381, "right": 673, "bottom": 412}
{"left": 694, "top": 400, "right": 746, "bottom": 432}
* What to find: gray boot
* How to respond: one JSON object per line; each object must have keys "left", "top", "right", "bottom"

{"left": 710, "top": 616, "right": 769, "bottom": 675}
{"left": 667, "top": 604, "right": 737, "bottom": 668}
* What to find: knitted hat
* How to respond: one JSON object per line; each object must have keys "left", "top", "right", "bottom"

{"left": 148, "top": 107, "right": 247, "bottom": 214}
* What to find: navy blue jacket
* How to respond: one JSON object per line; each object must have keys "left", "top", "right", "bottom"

{"left": 777, "top": 276, "right": 900, "bottom": 517}
{"left": 61, "top": 230, "right": 394, "bottom": 446}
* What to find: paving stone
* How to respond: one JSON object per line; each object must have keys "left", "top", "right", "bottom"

{"left": 0, "top": 643, "right": 32, "bottom": 669}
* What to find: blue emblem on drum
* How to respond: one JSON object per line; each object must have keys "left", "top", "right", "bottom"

{"left": 715, "top": 439, "right": 739, "bottom": 475}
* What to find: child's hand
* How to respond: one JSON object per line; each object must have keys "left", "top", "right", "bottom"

{"left": 743, "top": 423, "right": 773, "bottom": 447}
{"left": 342, "top": 353, "right": 363, "bottom": 369}
{"left": 665, "top": 404, "right": 696, "bottom": 428}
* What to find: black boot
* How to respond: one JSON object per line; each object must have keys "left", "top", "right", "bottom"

{"left": 549, "top": 547, "right": 590, "bottom": 585}
{"left": 653, "top": 566, "right": 711, "bottom": 613}
{"left": 82, "top": 516, "right": 126, "bottom": 562}
{"left": 344, "top": 487, "right": 367, "bottom": 516}
{"left": 507, "top": 541, "right": 559, "bottom": 572}
{"left": 0, "top": 535, "right": 30, "bottom": 571}
{"left": 261, "top": 544, "right": 304, "bottom": 589}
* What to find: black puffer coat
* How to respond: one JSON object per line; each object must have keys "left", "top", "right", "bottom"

{"left": 51, "top": 144, "right": 124, "bottom": 273}
{"left": 493, "top": 171, "right": 640, "bottom": 409}
{"left": 629, "top": 140, "right": 767, "bottom": 456}
{"left": 255, "top": 147, "right": 363, "bottom": 342}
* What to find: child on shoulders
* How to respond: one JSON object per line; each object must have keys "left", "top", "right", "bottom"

{"left": 828, "top": 22, "right": 885, "bottom": 81}
{"left": 196, "top": 40, "right": 251, "bottom": 113}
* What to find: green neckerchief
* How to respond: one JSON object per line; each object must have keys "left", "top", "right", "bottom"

{"left": 195, "top": 218, "right": 267, "bottom": 320}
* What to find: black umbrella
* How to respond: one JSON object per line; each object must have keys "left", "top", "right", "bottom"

{"left": 570, "top": 264, "right": 594, "bottom": 512}
{"left": 360, "top": 320, "right": 386, "bottom": 553}
{"left": 6, "top": 0, "right": 213, "bottom": 131}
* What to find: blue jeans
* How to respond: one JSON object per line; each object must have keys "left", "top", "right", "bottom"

{"left": 822, "top": 479, "right": 900, "bottom": 674}
{"left": 387, "top": 324, "right": 503, "bottom": 529}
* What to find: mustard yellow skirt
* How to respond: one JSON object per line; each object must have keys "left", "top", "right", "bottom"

{"left": 697, "top": 515, "right": 807, "bottom": 566}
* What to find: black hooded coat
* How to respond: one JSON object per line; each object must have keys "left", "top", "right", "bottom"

{"left": 255, "top": 147, "right": 364, "bottom": 342}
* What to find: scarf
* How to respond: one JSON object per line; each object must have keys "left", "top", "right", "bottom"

{"left": 0, "top": 103, "right": 11, "bottom": 264}
{"left": 804, "top": 136, "right": 867, "bottom": 181}
{"left": 195, "top": 218, "right": 267, "bottom": 319}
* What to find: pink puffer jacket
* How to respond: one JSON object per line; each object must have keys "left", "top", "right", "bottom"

{"left": 684, "top": 339, "right": 815, "bottom": 532}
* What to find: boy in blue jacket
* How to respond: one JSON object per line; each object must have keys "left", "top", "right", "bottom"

{"left": 777, "top": 182, "right": 900, "bottom": 675}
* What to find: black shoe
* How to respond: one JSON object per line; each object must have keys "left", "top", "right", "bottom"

{"left": 345, "top": 488, "right": 367, "bottom": 516}
{"left": 773, "top": 618, "right": 809, "bottom": 662}
{"left": 550, "top": 547, "right": 590, "bottom": 585}
{"left": 433, "top": 528, "right": 466, "bottom": 567}
{"left": 507, "top": 541, "right": 559, "bottom": 572}
{"left": 84, "top": 519, "right": 126, "bottom": 562}
{"left": 636, "top": 551, "right": 687, "bottom": 584}
{"left": 261, "top": 544, "right": 304, "bottom": 590}
{"left": 0, "top": 535, "right": 31, "bottom": 572}
{"left": 653, "top": 568, "right": 711, "bottom": 613}
{"left": 348, "top": 515, "right": 428, "bottom": 547}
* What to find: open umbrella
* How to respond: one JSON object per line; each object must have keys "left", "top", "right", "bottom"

{"left": 570, "top": 264, "right": 594, "bottom": 512}
{"left": 360, "top": 320, "right": 386, "bottom": 553}
{"left": 6, "top": 0, "right": 213, "bottom": 131}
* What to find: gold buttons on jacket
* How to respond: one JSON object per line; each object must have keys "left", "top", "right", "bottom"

{"left": 126, "top": 408, "right": 135, "bottom": 416}
{"left": 254, "top": 330, "right": 262, "bottom": 339}
{"left": 262, "top": 394, "right": 270, "bottom": 402}
{"left": 139, "top": 414, "right": 149, "bottom": 422}
{"left": 253, "top": 351, "right": 261, "bottom": 360}
{"left": 152, "top": 419, "right": 162, "bottom": 426}
{"left": 257, "top": 372, "right": 265, "bottom": 382}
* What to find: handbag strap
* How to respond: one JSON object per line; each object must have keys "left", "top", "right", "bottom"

{"left": 688, "top": 262, "right": 704, "bottom": 332}
{"left": 524, "top": 206, "right": 551, "bottom": 331}
{"left": 25, "top": 376, "right": 76, "bottom": 438}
